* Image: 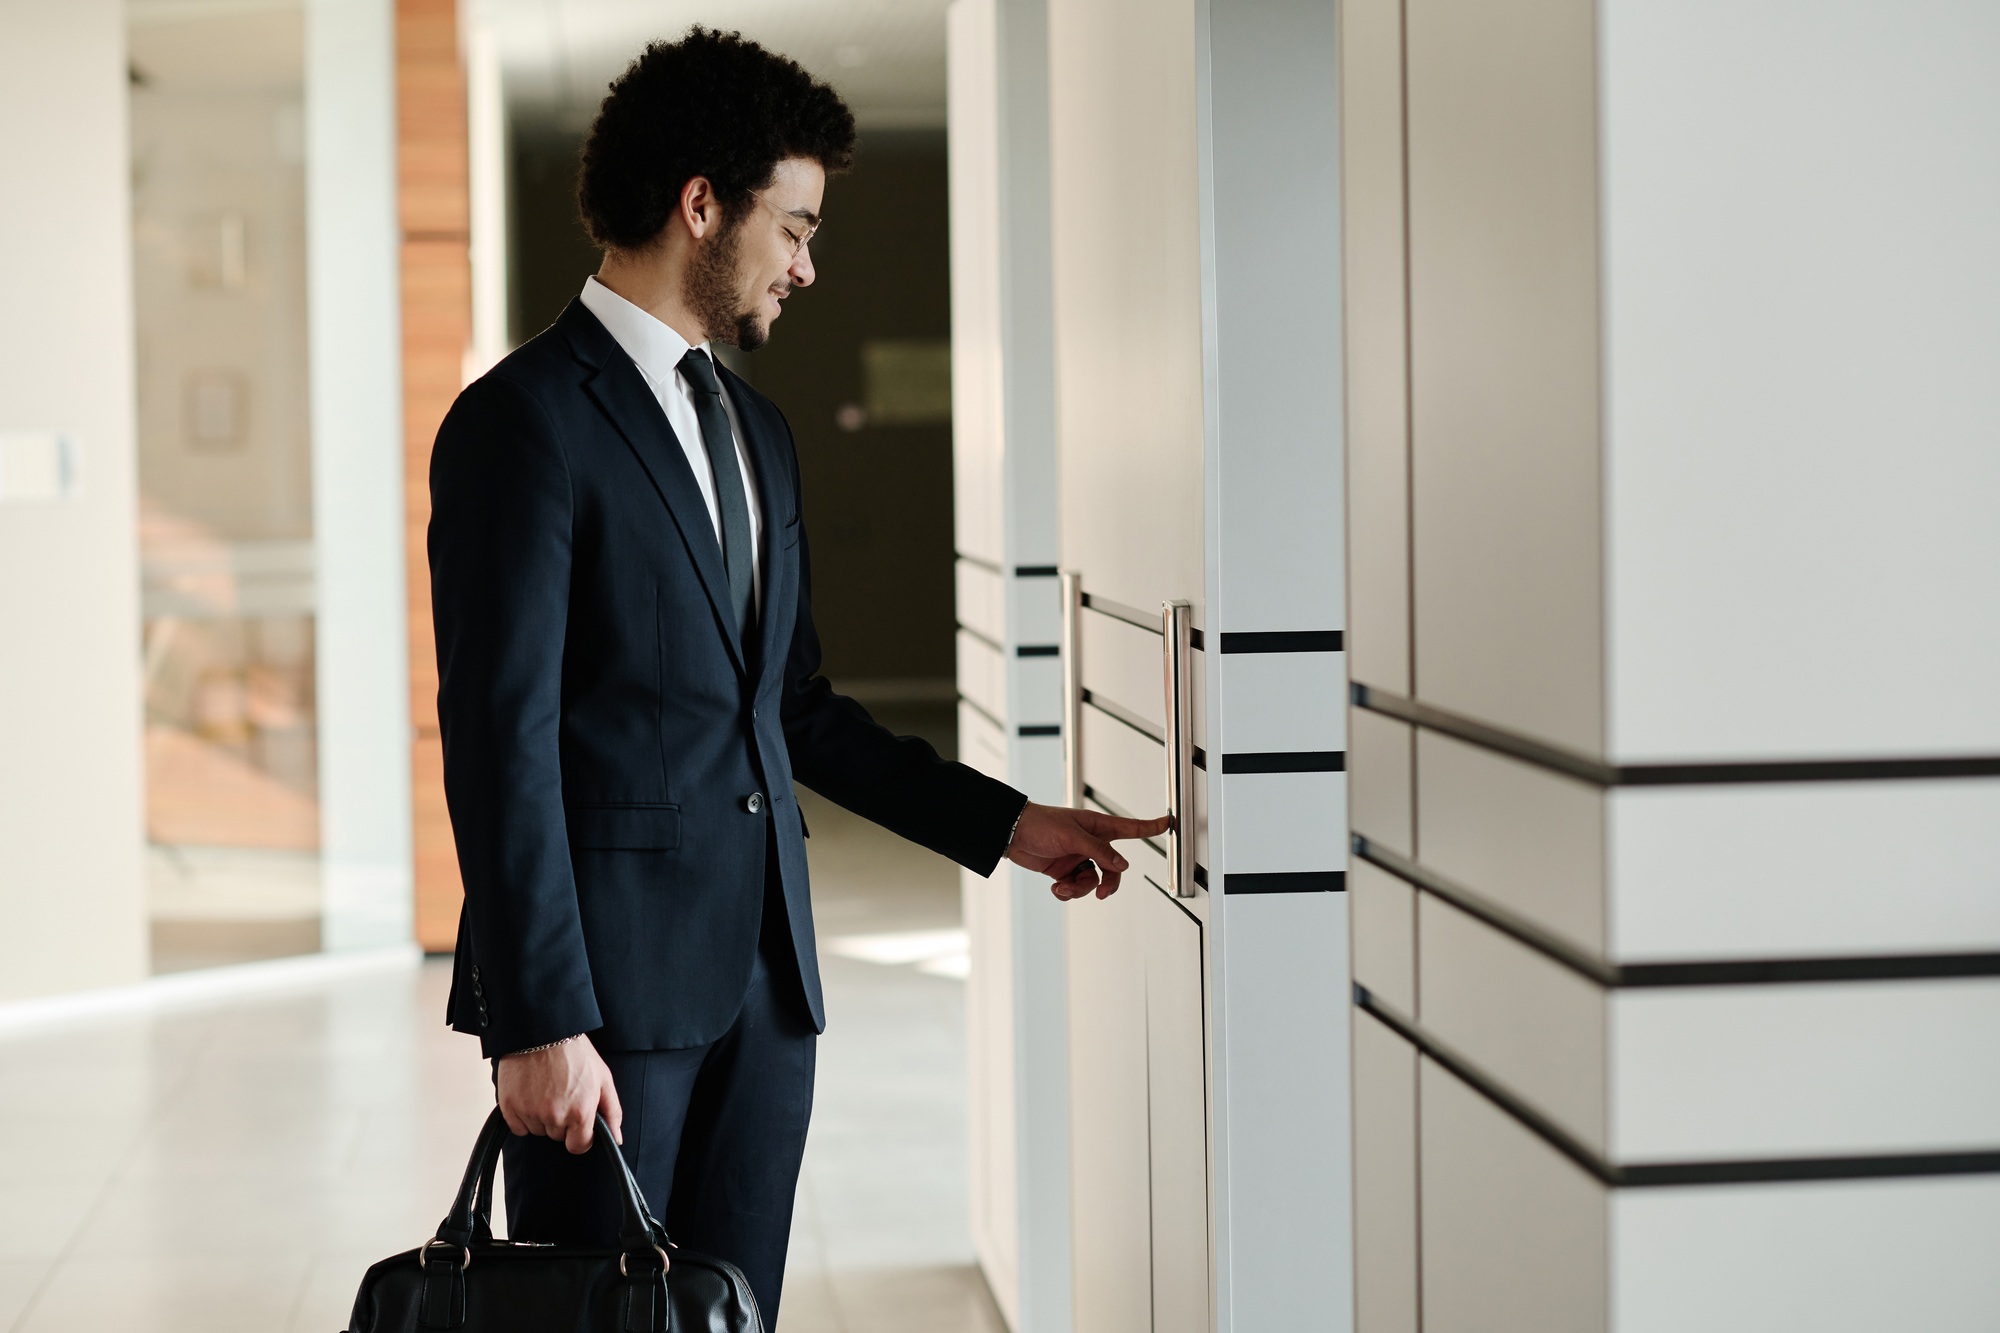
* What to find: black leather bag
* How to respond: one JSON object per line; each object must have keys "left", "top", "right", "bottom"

{"left": 345, "top": 1109, "right": 763, "bottom": 1333}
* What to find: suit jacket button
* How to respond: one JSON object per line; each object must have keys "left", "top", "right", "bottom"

{"left": 745, "top": 792, "right": 764, "bottom": 814}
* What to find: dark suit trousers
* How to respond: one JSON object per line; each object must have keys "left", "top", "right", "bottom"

{"left": 500, "top": 848, "right": 817, "bottom": 1328}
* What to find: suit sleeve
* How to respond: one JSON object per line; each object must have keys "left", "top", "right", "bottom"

{"left": 777, "top": 440, "right": 1028, "bottom": 876}
{"left": 430, "top": 374, "right": 601, "bottom": 1056}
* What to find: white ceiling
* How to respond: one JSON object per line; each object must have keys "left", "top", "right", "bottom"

{"left": 469, "top": 0, "right": 950, "bottom": 131}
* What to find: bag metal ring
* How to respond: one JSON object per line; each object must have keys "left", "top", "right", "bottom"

{"left": 619, "top": 1244, "right": 671, "bottom": 1278}
{"left": 418, "top": 1238, "right": 472, "bottom": 1271}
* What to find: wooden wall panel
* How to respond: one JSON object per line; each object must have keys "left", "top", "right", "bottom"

{"left": 397, "top": 0, "right": 468, "bottom": 951}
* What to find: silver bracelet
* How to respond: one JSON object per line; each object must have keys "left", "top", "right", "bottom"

{"left": 1006, "top": 802, "right": 1027, "bottom": 850}
{"left": 510, "top": 1034, "right": 580, "bottom": 1057}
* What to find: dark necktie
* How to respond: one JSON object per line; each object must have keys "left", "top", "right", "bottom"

{"left": 677, "top": 348, "right": 756, "bottom": 642}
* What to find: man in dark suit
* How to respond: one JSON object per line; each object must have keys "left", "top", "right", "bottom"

{"left": 428, "top": 28, "right": 1164, "bottom": 1325}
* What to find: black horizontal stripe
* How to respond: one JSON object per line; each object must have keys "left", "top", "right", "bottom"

{"left": 1018, "top": 724, "right": 1060, "bottom": 737}
{"left": 1080, "top": 592, "right": 1161, "bottom": 633}
{"left": 1082, "top": 690, "right": 1165, "bottom": 745}
{"left": 1193, "top": 747, "right": 1207, "bottom": 771}
{"left": 1077, "top": 592, "right": 1204, "bottom": 648}
{"left": 1219, "top": 630, "right": 1343, "bottom": 654}
{"left": 1222, "top": 750, "right": 1345, "bottom": 774}
{"left": 1225, "top": 871, "right": 1346, "bottom": 893}
{"left": 955, "top": 552, "right": 1003, "bottom": 575}
{"left": 1355, "top": 836, "right": 2000, "bottom": 988}
{"left": 1352, "top": 682, "right": 2000, "bottom": 788}
{"left": 1357, "top": 987, "right": 2000, "bottom": 1188}
{"left": 1014, "top": 564, "right": 1059, "bottom": 578}
{"left": 1016, "top": 644, "right": 1060, "bottom": 657}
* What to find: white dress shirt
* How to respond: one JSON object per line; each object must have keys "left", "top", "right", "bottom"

{"left": 579, "top": 276, "right": 764, "bottom": 612}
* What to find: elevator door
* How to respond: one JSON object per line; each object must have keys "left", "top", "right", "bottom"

{"left": 1061, "top": 578, "right": 1212, "bottom": 1333}
{"left": 1046, "top": 0, "right": 1214, "bottom": 1321}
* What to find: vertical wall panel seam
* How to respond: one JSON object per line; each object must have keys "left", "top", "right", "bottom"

{"left": 1190, "top": 2, "right": 1235, "bottom": 1330}
{"left": 1395, "top": 6, "right": 1424, "bottom": 1328}
{"left": 1592, "top": 0, "right": 1608, "bottom": 768}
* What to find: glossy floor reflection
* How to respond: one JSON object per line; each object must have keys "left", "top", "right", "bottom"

{"left": 0, "top": 784, "right": 1005, "bottom": 1333}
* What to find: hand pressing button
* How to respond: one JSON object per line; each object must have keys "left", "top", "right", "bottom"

{"left": 744, "top": 792, "right": 765, "bottom": 814}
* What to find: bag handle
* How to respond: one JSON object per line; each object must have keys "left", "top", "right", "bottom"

{"left": 434, "top": 1108, "right": 666, "bottom": 1259}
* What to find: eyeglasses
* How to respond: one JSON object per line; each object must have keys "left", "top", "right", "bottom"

{"left": 761, "top": 196, "right": 821, "bottom": 257}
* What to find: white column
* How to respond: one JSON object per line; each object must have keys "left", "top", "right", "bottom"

{"left": 306, "top": 0, "right": 412, "bottom": 951}
{"left": 949, "top": 0, "right": 1071, "bottom": 1327}
{"left": 1196, "top": 1, "right": 1353, "bottom": 1328}
{"left": 0, "top": 0, "right": 149, "bottom": 998}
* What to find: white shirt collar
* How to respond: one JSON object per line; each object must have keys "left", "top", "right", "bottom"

{"left": 579, "top": 276, "right": 715, "bottom": 389}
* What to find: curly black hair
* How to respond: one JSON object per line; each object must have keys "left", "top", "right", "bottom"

{"left": 578, "top": 27, "right": 857, "bottom": 251}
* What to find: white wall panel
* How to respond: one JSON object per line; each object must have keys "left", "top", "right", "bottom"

{"left": 1351, "top": 1014, "right": 1418, "bottom": 1333}
{"left": 958, "top": 629, "right": 1009, "bottom": 726}
{"left": 1348, "top": 710, "right": 1412, "bottom": 855}
{"left": 1219, "top": 893, "right": 1350, "bottom": 1333}
{"left": 958, "top": 558, "right": 1008, "bottom": 645}
{"left": 1049, "top": 0, "right": 1203, "bottom": 621}
{"left": 1609, "top": 978, "right": 2000, "bottom": 1163}
{"left": 960, "top": 701, "right": 1010, "bottom": 782}
{"left": 1405, "top": 0, "right": 1605, "bottom": 755}
{"left": 1016, "top": 655, "right": 1063, "bottom": 729}
{"left": 1218, "top": 772, "right": 1346, "bottom": 875}
{"left": 1611, "top": 1174, "right": 2000, "bottom": 1333}
{"left": 1418, "top": 895, "right": 1606, "bottom": 1153}
{"left": 1351, "top": 860, "right": 1415, "bottom": 1015}
{"left": 1599, "top": 0, "right": 2000, "bottom": 761}
{"left": 1065, "top": 865, "right": 1153, "bottom": 1333}
{"left": 965, "top": 860, "right": 1022, "bottom": 1322}
{"left": 1080, "top": 607, "right": 1166, "bottom": 732}
{"left": 0, "top": 0, "right": 148, "bottom": 997}
{"left": 1609, "top": 777, "right": 2000, "bottom": 962}
{"left": 1145, "top": 891, "right": 1210, "bottom": 1333}
{"left": 1339, "top": 0, "right": 1411, "bottom": 695}
{"left": 1203, "top": 0, "right": 1343, "bottom": 639}
{"left": 1216, "top": 652, "right": 1345, "bottom": 755}
{"left": 1080, "top": 704, "right": 1165, "bottom": 825}
{"left": 1419, "top": 1059, "right": 1607, "bottom": 1333}
{"left": 1416, "top": 731, "right": 1605, "bottom": 954}
{"left": 1125, "top": 828, "right": 1171, "bottom": 899}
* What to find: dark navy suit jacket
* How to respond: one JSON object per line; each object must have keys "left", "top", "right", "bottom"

{"left": 431, "top": 300, "right": 1026, "bottom": 1057}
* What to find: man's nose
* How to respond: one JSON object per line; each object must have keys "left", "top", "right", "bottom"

{"left": 789, "top": 244, "right": 815, "bottom": 288}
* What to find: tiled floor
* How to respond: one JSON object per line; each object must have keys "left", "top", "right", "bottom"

{"left": 0, "top": 783, "right": 1006, "bottom": 1333}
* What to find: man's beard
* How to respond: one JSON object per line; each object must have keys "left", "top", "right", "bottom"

{"left": 683, "top": 214, "right": 768, "bottom": 351}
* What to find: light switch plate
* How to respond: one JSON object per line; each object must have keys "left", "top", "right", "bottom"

{"left": 0, "top": 432, "right": 79, "bottom": 502}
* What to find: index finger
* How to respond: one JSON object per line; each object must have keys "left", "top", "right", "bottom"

{"left": 1076, "top": 809, "right": 1173, "bottom": 842}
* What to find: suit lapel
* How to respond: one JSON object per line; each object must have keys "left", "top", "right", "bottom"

{"left": 566, "top": 305, "right": 748, "bottom": 677}
{"left": 723, "top": 363, "right": 796, "bottom": 691}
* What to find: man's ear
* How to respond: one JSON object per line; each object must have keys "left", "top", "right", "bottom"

{"left": 679, "top": 175, "right": 721, "bottom": 241}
